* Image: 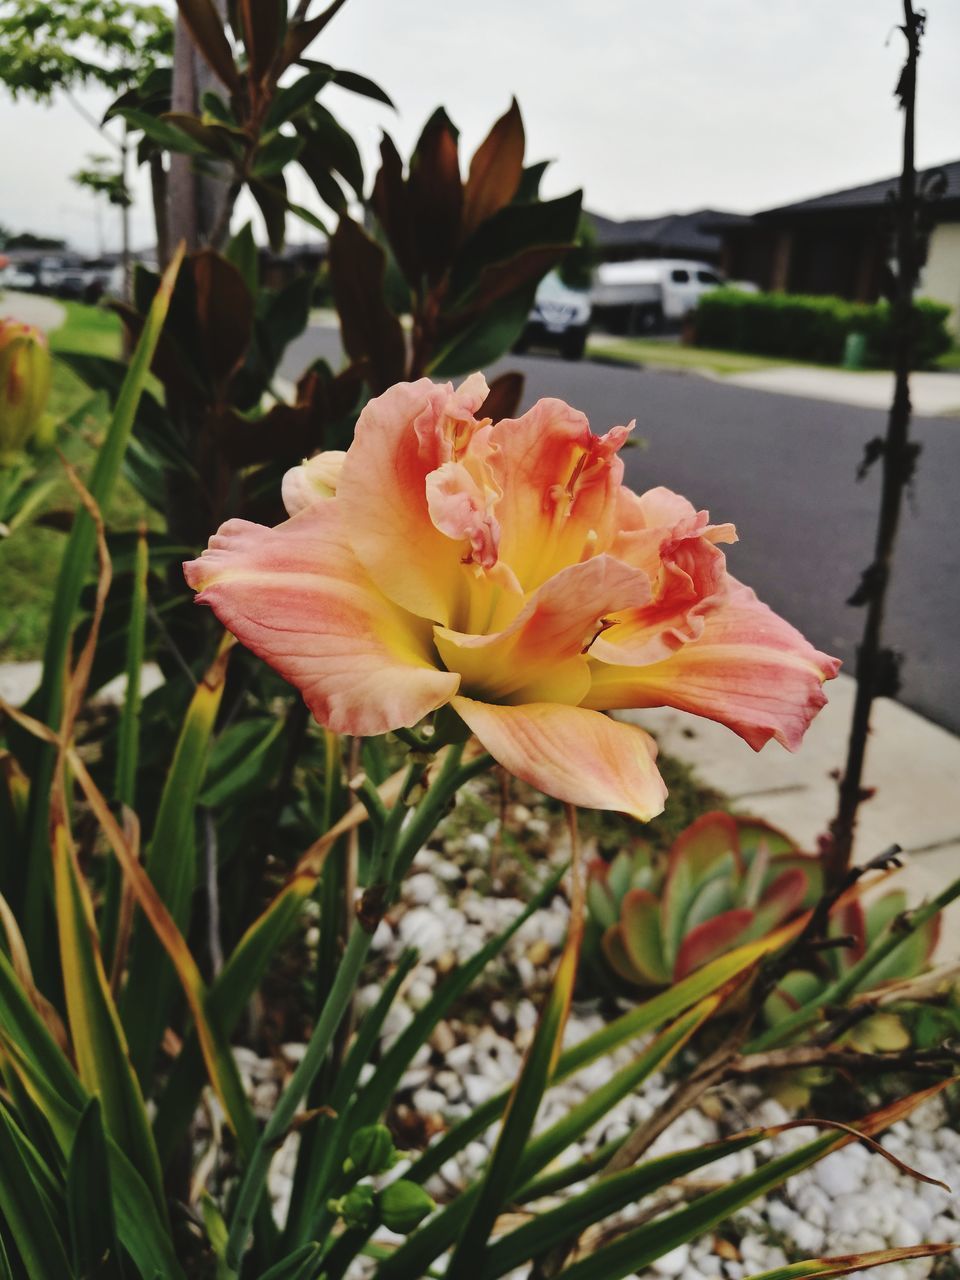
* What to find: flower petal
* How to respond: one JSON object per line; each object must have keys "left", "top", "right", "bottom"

{"left": 435, "top": 554, "right": 649, "bottom": 705}
{"left": 584, "top": 579, "right": 840, "bottom": 750}
{"left": 488, "top": 399, "right": 632, "bottom": 592}
{"left": 336, "top": 376, "right": 490, "bottom": 625}
{"left": 184, "top": 503, "right": 459, "bottom": 735}
{"left": 451, "top": 696, "right": 667, "bottom": 820}
{"left": 281, "top": 450, "right": 347, "bottom": 514}
{"left": 595, "top": 486, "right": 738, "bottom": 665}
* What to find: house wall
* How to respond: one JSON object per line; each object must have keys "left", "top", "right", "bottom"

{"left": 921, "top": 221, "right": 960, "bottom": 334}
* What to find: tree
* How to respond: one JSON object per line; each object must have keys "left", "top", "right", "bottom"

{"left": 0, "top": 1, "right": 173, "bottom": 277}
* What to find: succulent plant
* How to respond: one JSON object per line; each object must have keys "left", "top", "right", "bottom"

{"left": 764, "top": 887, "right": 942, "bottom": 1041}
{"left": 587, "top": 811, "right": 824, "bottom": 988}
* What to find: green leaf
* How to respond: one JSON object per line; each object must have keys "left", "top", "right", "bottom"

{"left": 742, "top": 1246, "right": 956, "bottom": 1279}
{"left": 282, "top": 950, "right": 418, "bottom": 1248}
{"left": 152, "top": 881, "right": 307, "bottom": 1168}
{"left": 99, "top": 522, "right": 149, "bottom": 962}
{"left": 296, "top": 102, "right": 364, "bottom": 197}
{"left": 403, "top": 925, "right": 800, "bottom": 1193}
{"left": 21, "top": 245, "right": 184, "bottom": 965}
{"left": 298, "top": 60, "right": 394, "bottom": 108}
{"left": 0, "top": 1103, "right": 73, "bottom": 1279}
{"left": 67, "top": 1099, "right": 123, "bottom": 1280}
{"left": 289, "top": 871, "right": 564, "bottom": 1248}
{"left": 250, "top": 175, "right": 288, "bottom": 251}
{"left": 226, "top": 222, "right": 260, "bottom": 294}
{"left": 554, "top": 1085, "right": 946, "bottom": 1280}
{"left": 428, "top": 287, "right": 534, "bottom": 378}
{"left": 118, "top": 107, "right": 213, "bottom": 155}
{"left": 258, "top": 1243, "right": 323, "bottom": 1280}
{"left": 444, "top": 911, "right": 581, "bottom": 1279}
{"left": 0, "top": 1031, "right": 185, "bottom": 1279}
{"left": 199, "top": 717, "right": 285, "bottom": 807}
{"left": 51, "top": 819, "right": 166, "bottom": 1215}
{"left": 481, "top": 1131, "right": 764, "bottom": 1279}
{"left": 264, "top": 69, "right": 333, "bottom": 130}
{"left": 252, "top": 131, "right": 304, "bottom": 178}
{"left": 378, "top": 995, "right": 719, "bottom": 1280}
{"left": 748, "top": 875, "right": 960, "bottom": 1052}
{"left": 120, "top": 640, "right": 231, "bottom": 1084}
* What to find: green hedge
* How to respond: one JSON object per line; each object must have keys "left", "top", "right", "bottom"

{"left": 695, "top": 288, "right": 953, "bottom": 368}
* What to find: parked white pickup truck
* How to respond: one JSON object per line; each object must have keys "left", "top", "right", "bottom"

{"left": 591, "top": 258, "right": 731, "bottom": 333}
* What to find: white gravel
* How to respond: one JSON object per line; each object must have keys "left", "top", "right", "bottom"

{"left": 229, "top": 791, "right": 960, "bottom": 1279}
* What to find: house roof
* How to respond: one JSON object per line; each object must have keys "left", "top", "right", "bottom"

{"left": 586, "top": 208, "right": 745, "bottom": 255}
{"left": 760, "top": 158, "right": 960, "bottom": 217}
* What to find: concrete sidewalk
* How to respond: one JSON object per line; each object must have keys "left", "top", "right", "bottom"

{"left": 726, "top": 365, "right": 960, "bottom": 417}
{"left": 629, "top": 672, "right": 960, "bottom": 958}
{"left": 0, "top": 290, "right": 66, "bottom": 333}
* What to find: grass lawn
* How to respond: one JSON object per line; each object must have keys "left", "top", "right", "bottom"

{"left": 0, "top": 300, "right": 147, "bottom": 663}
{"left": 590, "top": 333, "right": 960, "bottom": 377}
{"left": 48, "top": 298, "right": 123, "bottom": 359}
{"left": 587, "top": 335, "right": 793, "bottom": 376}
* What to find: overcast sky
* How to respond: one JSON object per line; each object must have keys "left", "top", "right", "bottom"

{"left": 2, "top": 0, "right": 958, "bottom": 254}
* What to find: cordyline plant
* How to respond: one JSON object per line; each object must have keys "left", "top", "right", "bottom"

{"left": 0, "top": 287, "right": 958, "bottom": 1275}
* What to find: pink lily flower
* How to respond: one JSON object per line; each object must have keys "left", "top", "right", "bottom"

{"left": 184, "top": 375, "right": 839, "bottom": 820}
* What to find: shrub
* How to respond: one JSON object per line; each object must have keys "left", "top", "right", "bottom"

{"left": 695, "top": 288, "right": 952, "bottom": 369}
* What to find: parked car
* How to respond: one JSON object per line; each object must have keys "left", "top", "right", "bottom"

{"left": 514, "top": 271, "right": 592, "bottom": 360}
{"left": 0, "top": 264, "right": 39, "bottom": 291}
{"left": 590, "top": 258, "right": 727, "bottom": 333}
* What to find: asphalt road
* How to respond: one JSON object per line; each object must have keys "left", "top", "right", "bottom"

{"left": 282, "top": 328, "right": 959, "bottom": 733}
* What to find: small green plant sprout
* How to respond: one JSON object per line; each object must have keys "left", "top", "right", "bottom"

{"left": 587, "top": 811, "right": 824, "bottom": 988}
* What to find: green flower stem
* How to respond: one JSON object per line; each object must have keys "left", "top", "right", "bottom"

{"left": 226, "top": 741, "right": 494, "bottom": 1270}
{"left": 746, "top": 874, "right": 960, "bottom": 1053}
{"left": 226, "top": 919, "right": 374, "bottom": 1270}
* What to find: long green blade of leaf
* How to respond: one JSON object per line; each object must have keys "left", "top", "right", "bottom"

{"left": 0, "top": 1031, "right": 185, "bottom": 1279}
{"left": 0, "top": 1104, "right": 73, "bottom": 1279}
{"left": 100, "top": 522, "right": 150, "bottom": 964}
{"left": 445, "top": 899, "right": 582, "bottom": 1280}
{"left": 152, "top": 878, "right": 307, "bottom": 1166}
{"left": 556, "top": 1084, "right": 952, "bottom": 1280}
{"left": 120, "top": 637, "right": 231, "bottom": 1083}
{"left": 68, "top": 745, "right": 259, "bottom": 1160}
{"left": 373, "top": 992, "right": 721, "bottom": 1280}
{"left": 481, "top": 1131, "right": 766, "bottom": 1279}
{"left": 22, "top": 245, "right": 185, "bottom": 959}
{"left": 747, "top": 874, "right": 960, "bottom": 1051}
{"left": 67, "top": 1099, "right": 124, "bottom": 1280}
{"left": 407, "top": 923, "right": 796, "bottom": 1189}
{"left": 282, "top": 949, "right": 418, "bottom": 1249}
{"left": 742, "top": 1245, "right": 956, "bottom": 1280}
{"left": 51, "top": 817, "right": 166, "bottom": 1215}
{"left": 304, "top": 870, "right": 565, "bottom": 1257}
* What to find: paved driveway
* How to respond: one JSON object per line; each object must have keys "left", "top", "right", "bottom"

{"left": 282, "top": 329, "right": 960, "bottom": 733}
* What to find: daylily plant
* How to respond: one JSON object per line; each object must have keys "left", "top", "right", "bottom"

{"left": 184, "top": 374, "right": 839, "bottom": 818}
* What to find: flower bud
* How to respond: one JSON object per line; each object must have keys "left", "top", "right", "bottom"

{"left": 328, "top": 1182, "right": 376, "bottom": 1229}
{"left": 0, "top": 320, "right": 52, "bottom": 465}
{"left": 281, "top": 450, "right": 347, "bottom": 515}
{"left": 378, "top": 1180, "right": 435, "bottom": 1234}
{"left": 343, "top": 1123, "right": 397, "bottom": 1179}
